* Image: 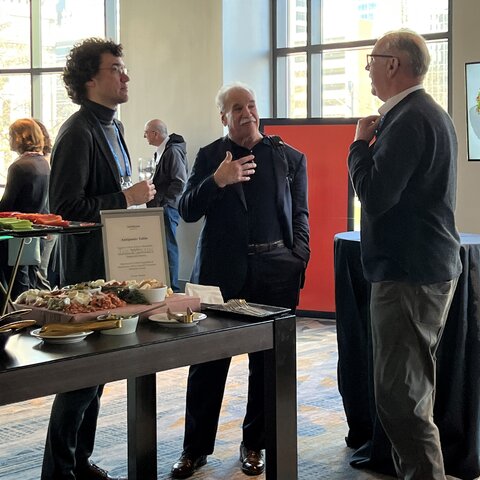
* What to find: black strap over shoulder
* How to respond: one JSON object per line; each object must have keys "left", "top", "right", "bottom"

{"left": 266, "top": 135, "right": 295, "bottom": 183}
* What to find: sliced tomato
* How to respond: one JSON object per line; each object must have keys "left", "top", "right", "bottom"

{"left": 0, "top": 212, "right": 20, "bottom": 218}
{"left": 16, "top": 213, "right": 43, "bottom": 221}
{"left": 36, "top": 218, "right": 70, "bottom": 227}
{"left": 34, "top": 215, "right": 63, "bottom": 225}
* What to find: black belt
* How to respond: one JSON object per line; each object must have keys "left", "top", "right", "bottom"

{"left": 247, "top": 240, "right": 284, "bottom": 255}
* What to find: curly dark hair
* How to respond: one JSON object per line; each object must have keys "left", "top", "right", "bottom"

{"left": 63, "top": 38, "right": 123, "bottom": 105}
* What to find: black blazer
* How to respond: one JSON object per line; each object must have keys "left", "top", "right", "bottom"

{"left": 49, "top": 105, "right": 129, "bottom": 284}
{"left": 179, "top": 135, "right": 310, "bottom": 300}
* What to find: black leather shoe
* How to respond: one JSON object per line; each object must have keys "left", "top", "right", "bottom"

{"left": 171, "top": 453, "right": 207, "bottom": 479}
{"left": 239, "top": 443, "right": 264, "bottom": 476}
{"left": 75, "top": 462, "right": 126, "bottom": 480}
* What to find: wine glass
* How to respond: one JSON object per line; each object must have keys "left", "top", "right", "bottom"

{"left": 138, "top": 157, "right": 155, "bottom": 181}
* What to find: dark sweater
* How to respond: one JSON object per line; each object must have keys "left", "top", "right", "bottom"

{"left": 0, "top": 153, "right": 50, "bottom": 214}
{"left": 348, "top": 89, "right": 461, "bottom": 283}
{"left": 147, "top": 133, "right": 188, "bottom": 209}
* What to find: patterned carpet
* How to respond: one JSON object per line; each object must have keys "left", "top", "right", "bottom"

{"left": 0, "top": 319, "right": 394, "bottom": 480}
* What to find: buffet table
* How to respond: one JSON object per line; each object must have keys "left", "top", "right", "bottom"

{"left": 0, "top": 310, "right": 297, "bottom": 480}
{"left": 334, "top": 231, "right": 480, "bottom": 479}
{"left": 0, "top": 222, "right": 102, "bottom": 315}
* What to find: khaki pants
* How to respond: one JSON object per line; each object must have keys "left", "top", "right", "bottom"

{"left": 370, "top": 278, "right": 458, "bottom": 480}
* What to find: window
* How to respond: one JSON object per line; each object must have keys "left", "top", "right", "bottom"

{"left": 0, "top": 0, "right": 117, "bottom": 190}
{"left": 274, "top": 0, "right": 450, "bottom": 119}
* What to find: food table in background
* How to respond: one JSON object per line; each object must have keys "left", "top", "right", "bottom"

{"left": 334, "top": 231, "right": 480, "bottom": 479}
{"left": 0, "top": 221, "right": 103, "bottom": 315}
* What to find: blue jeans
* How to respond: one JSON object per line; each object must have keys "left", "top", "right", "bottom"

{"left": 163, "top": 206, "right": 180, "bottom": 292}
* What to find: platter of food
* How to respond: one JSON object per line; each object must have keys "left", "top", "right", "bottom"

{"left": 0, "top": 212, "right": 102, "bottom": 236}
{"left": 12, "top": 278, "right": 178, "bottom": 326}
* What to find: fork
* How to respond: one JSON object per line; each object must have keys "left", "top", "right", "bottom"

{"left": 224, "top": 299, "right": 269, "bottom": 316}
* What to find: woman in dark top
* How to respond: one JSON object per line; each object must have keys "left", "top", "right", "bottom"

{"left": 34, "top": 119, "right": 59, "bottom": 288}
{"left": 0, "top": 118, "right": 51, "bottom": 299}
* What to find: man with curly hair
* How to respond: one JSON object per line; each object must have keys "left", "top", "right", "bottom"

{"left": 41, "top": 37, "right": 155, "bottom": 480}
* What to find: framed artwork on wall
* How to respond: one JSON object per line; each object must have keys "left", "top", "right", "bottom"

{"left": 465, "top": 61, "right": 480, "bottom": 161}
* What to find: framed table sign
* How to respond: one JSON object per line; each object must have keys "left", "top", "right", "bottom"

{"left": 100, "top": 207, "right": 170, "bottom": 284}
{"left": 465, "top": 61, "right": 480, "bottom": 161}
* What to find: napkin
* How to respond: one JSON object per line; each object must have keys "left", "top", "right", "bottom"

{"left": 184, "top": 283, "right": 224, "bottom": 304}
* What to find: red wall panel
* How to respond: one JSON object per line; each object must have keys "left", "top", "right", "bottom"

{"left": 263, "top": 121, "right": 356, "bottom": 313}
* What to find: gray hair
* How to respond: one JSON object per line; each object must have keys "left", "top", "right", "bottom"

{"left": 147, "top": 119, "right": 168, "bottom": 137}
{"left": 215, "top": 82, "right": 256, "bottom": 112}
{"left": 381, "top": 29, "right": 430, "bottom": 79}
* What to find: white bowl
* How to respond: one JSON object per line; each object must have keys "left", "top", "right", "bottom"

{"left": 139, "top": 286, "right": 167, "bottom": 303}
{"left": 98, "top": 314, "right": 139, "bottom": 335}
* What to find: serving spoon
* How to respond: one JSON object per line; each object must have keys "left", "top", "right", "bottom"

{"left": 0, "top": 319, "right": 37, "bottom": 333}
{"left": 0, "top": 308, "right": 32, "bottom": 322}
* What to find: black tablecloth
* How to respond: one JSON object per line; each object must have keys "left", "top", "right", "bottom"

{"left": 334, "top": 231, "right": 480, "bottom": 479}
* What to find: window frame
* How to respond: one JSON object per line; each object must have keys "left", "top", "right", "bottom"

{"left": 0, "top": 0, "right": 118, "bottom": 121}
{"left": 272, "top": 0, "right": 453, "bottom": 118}
{"left": 0, "top": 0, "right": 118, "bottom": 190}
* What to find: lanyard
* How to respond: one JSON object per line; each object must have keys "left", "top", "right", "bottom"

{"left": 103, "top": 123, "right": 132, "bottom": 178}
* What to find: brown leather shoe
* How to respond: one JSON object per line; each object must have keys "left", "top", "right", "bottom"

{"left": 239, "top": 443, "right": 265, "bottom": 476}
{"left": 75, "top": 462, "right": 126, "bottom": 480}
{"left": 171, "top": 453, "right": 207, "bottom": 479}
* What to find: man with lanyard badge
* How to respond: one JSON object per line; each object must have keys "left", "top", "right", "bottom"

{"left": 43, "top": 38, "right": 155, "bottom": 480}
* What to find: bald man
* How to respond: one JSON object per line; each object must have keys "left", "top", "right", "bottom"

{"left": 144, "top": 119, "right": 187, "bottom": 292}
{"left": 348, "top": 30, "right": 461, "bottom": 479}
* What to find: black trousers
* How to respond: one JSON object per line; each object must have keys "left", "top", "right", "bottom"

{"left": 41, "top": 385, "right": 105, "bottom": 480}
{"left": 182, "top": 247, "right": 304, "bottom": 455}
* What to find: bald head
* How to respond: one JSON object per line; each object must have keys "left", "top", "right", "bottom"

{"left": 368, "top": 29, "right": 430, "bottom": 101}
{"left": 144, "top": 118, "right": 168, "bottom": 147}
{"left": 379, "top": 29, "right": 430, "bottom": 80}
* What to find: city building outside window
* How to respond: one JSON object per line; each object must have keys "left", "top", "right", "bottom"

{"left": 0, "top": 0, "right": 117, "bottom": 192}
{"left": 274, "top": 0, "right": 450, "bottom": 119}
{"left": 274, "top": 0, "right": 450, "bottom": 230}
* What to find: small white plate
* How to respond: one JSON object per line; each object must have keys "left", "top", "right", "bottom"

{"left": 149, "top": 312, "right": 206, "bottom": 328}
{"left": 30, "top": 328, "right": 93, "bottom": 344}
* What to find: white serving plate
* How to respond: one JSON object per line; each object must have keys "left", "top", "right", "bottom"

{"left": 148, "top": 312, "right": 206, "bottom": 328}
{"left": 30, "top": 328, "right": 93, "bottom": 344}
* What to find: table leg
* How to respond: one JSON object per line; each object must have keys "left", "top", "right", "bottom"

{"left": 264, "top": 315, "right": 298, "bottom": 480}
{"left": 127, "top": 374, "right": 157, "bottom": 480}
{"left": 1, "top": 237, "right": 25, "bottom": 316}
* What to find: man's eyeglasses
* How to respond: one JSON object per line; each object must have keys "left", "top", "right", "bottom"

{"left": 365, "top": 54, "right": 399, "bottom": 70}
{"left": 98, "top": 64, "right": 128, "bottom": 76}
